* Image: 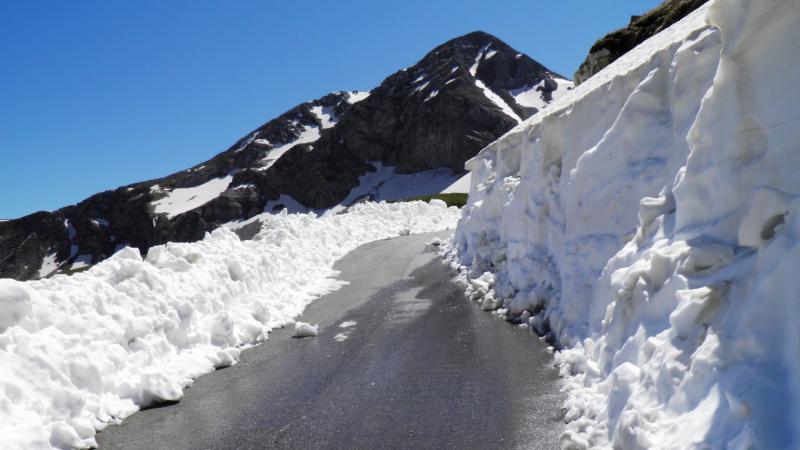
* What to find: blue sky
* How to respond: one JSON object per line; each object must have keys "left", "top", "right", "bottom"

{"left": 0, "top": 0, "right": 660, "bottom": 219}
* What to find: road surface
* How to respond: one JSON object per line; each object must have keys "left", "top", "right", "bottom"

{"left": 97, "top": 231, "right": 563, "bottom": 449}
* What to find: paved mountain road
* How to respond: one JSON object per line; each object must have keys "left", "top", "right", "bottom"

{"left": 97, "top": 231, "right": 563, "bottom": 449}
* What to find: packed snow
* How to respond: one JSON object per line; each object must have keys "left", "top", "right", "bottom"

{"left": 0, "top": 200, "right": 460, "bottom": 449}
{"left": 445, "top": 0, "right": 800, "bottom": 448}
{"left": 151, "top": 176, "right": 234, "bottom": 219}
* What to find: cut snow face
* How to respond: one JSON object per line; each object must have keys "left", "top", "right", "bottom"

{"left": 446, "top": 0, "right": 800, "bottom": 448}
{"left": 0, "top": 200, "right": 460, "bottom": 449}
{"left": 151, "top": 176, "right": 234, "bottom": 219}
{"left": 261, "top": 124, "right": 321, "bottom": 170}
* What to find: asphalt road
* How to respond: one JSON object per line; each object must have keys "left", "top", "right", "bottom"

{"left": 97, "top": 231, "right": 563, "bottom": 450}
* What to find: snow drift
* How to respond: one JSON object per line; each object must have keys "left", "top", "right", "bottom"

{"left": 446, "top": 0, "right": 800, "bottom": 447}
{"left": 0, "top": 201, "right": 459, "bottom": 449}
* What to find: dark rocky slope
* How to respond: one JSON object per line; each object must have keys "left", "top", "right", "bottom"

{"left": 1, "top": 31, "right": 569, "bottom": 280}
{"left": 574, "top": 0, "right": 709, "bottom": 84}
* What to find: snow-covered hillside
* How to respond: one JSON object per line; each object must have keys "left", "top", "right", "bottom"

{"left": 0, "top": 201, "right": 459, "bottom": 449}
{"left": 446, "top": 0, "right": 800, "bottom": 447}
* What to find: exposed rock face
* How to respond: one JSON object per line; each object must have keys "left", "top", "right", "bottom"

{"left": 574, "top": 0, "right": 709, "bottom": 84}
{"left": 1, "top": 31, "right": 570, "bottom": 280}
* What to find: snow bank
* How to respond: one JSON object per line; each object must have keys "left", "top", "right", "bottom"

{"left": 446, "top": 0, "right": 800, "bottom": 447}
{"left": 0, "top": 201, "right": 459, "bottom": 449}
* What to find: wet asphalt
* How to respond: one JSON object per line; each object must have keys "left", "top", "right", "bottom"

{"left": 96, "top": 230, "right": 563, "bottom": 450}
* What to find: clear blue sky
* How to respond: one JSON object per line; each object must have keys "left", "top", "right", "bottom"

{"left": 0, "top": 0, "right": 660, "bottom": 219}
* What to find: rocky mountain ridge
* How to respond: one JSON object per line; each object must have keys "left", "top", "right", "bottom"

{"left": 574, "top": 0, "right": 709, "bottom": 84}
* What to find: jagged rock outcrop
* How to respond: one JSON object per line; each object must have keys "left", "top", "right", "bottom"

{"left": 574, "top": 0, "right": 709, "bottom": 84}
{"left": 1, "top": 31, "right": 570, "bottom": 280}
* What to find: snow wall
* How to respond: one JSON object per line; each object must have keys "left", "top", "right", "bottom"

{"left": 446, "top": 0, "right": 800, "bottom": 448}
{"left": 0, "top": 201, "right": 460, "bottom": 449}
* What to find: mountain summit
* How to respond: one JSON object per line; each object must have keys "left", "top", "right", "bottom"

{"left": 0, "top": 31, "right": 571, "bottom": 280}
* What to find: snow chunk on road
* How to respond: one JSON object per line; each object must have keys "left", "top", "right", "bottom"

{"left": 151, "top": 176, "right": 233, "bottom": 218}
{"left": 293, "top": 322, "right": 319, "bottom": 338}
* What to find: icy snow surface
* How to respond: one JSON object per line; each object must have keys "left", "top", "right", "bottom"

{"left": 151, "top": 176, "right": 233, "bottom": 219}
{"left": 446, "top": 0, "right": 800, "bottom": 448}
{"left": 0, "top": 201, "right": 459, "bottom": 449}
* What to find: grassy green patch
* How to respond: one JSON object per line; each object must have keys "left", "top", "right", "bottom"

{"left": 400, "top": 193, "right": 468, "bottom": 208}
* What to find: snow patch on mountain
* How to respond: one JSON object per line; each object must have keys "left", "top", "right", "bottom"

{"left": 310, "top": 105, "right": 338, "bottom": 129}
{"left": 475, "top": 79, "right": 521, "bottom": 123}
{"left": 0, "top": 201, "right": 460, "bottom": 449}
{"left": 469, "top": 44, "right": 491, "bottom": 76}
{"left": 446, "top": 0, "right": 800, "bottom": 447}
{"left": 345, "top": 91, "right": 370, "bottom": 104}
{"left": 263, "top": 194, "right": 314, "bottom": 215}
{"left": 37, "top": 251, "right": 58, "bottom": 278}
{"left": 340, "top": 163, "right": 463, "bottom": 206}
{"left": 261, "top": 124, "right": 321, "bottom": 169}
{"left": 151, "top": 176, "right": 234, "bottom": 219}
{"left": 510, "top": 78, "right": 573, "bottom": 111}
{"left": 442, "top": 173, "right": 471, "bottom": 194}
